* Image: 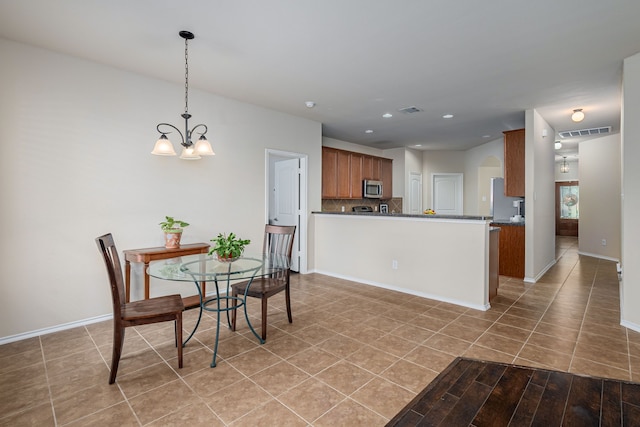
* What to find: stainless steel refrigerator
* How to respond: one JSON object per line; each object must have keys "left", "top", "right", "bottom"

{"left": 490, "top": 177, "right": 525, "bottom": 221}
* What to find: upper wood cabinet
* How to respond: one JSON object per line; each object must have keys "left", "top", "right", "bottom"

{"left": 322, "top": 147, "right": 392, "bottom": 199}
{"left": 322, "top": 147, "right": 350, "bottom": 198}
{"left": 381, "top": 158, "right": 393, "bottom": 199}
{"left": 503, "top": 129, "right": 525, "bottom": 197}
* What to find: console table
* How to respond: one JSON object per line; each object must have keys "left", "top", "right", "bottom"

{"left": 123, "top": 243, "right": 210, "bottom": 308}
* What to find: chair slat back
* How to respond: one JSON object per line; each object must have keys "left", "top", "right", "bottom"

{"left": 95, "top": 233, "right": 125, "bottom": 318}
{"left": 263, "top": 225, "right": 296, "bottom": 258}
{"left": 263, "top": 225, "right": 295, "bottom": 280}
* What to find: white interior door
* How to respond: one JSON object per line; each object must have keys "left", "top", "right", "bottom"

{"left": 409, "top": 172, "right": 422, "bottom": 214}
{"left": 432, "top": 173, "right": 463, "bottom": 215}
{"left": 273, "top": 157, "right": 300, "bottom": 271}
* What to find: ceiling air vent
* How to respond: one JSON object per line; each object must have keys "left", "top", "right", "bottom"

{"left": 398, "top": 106, "right": 423, "bottom": 114}
{"left": 558, "top": 126, "right": 611, "bottom": 138}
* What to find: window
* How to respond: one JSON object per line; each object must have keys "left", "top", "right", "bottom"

{"left": 559, "top": 185, "right": 579, "bottom": 219}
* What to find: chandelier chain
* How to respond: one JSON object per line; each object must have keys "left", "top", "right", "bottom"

{"left": 184, "top": 36, "right": 189, "bottom": 115}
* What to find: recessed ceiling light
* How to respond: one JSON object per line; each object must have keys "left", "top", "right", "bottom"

{"left": 365, "top": 129, "right": 373, "bottom": 134}
{"left": 414, "top": 144, "right": 422, "bottom": 147}
{"left": 305, "top": 101, "right": 315, "bottom": 108}
{"left": 382, "top": 113, "right": 393, "bottom": 118}
{"left": 482, "top": 135, "right": 491, "bottom": 138}
{"left": 442, "top": 114, "right": 454, "bottom": 119}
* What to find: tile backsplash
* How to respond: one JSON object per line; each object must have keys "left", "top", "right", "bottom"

{"left": 322, "top": 198, "right": 403, "bottom": 213}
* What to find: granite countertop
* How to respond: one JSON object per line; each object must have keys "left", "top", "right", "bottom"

{"left": 313, "top": 211, "right": 493, "bottom": 221}
{"left": 489, "top": 219, "right": 526, "bottom": 226}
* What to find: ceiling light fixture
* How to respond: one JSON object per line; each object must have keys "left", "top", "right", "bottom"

{"left": 571, "top": 109, "right": 585, "bottom": 123}
{"left": 152, "top": 31, "right": 215, "bottom": 160}
{"left": 555, "top": 141, "right": 562, "bottom": 149}
{"left": 442, "top": 114, "right": 454, "bottom": 119}
{"left": 382, "top": 113, "right": 393, "bottom": 118}
{"left": 560, "top": 156, "right": 570, "bottom": 173}
{"left": 365, "top": 129, "right": 373, "bottom": 134}
{"left": 305, "top": 101, "right": 316, "bottom": 108}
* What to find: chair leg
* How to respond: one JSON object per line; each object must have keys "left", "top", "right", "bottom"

{"left": 176, "top": 314, "right": 183, "bottom": 369}
{"left": 231, "top": 288, "right": 238, "bottom": 331}
{"left": 261, "top": 297, "right": 268, "bottom": 340}
{"left": 109, "top": 327, "right": 124, "bottom": 384}
{"left": 285, "top": 283, "right": 292, "bottom": 324}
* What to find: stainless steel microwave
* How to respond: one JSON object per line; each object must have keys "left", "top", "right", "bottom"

{"left": 363, "top": 180, "right": 383, "bottom": 198}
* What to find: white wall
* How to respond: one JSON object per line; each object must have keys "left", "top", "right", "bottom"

{"left": 322, "top": 136, "right": 384, "bottom": 157}
{"left": 0, "top": 39, "right": 322, "bottom": 340}
{"left": 314, "top": 214, "right": 491, "bottom": 310}
{"left": 621, "top": 52, "right": 640, "bottom": 330}
{"left": 555, "top": 158, "right": 579, "bottom": 181}
{"left": 464, "top": 138, "right": 503, "bottom": 215}
{"left": 578, "top": 135, "right": 621, "bottom": 261}
{"left": 421, "top": 151, "right": 465, "bottom": 211}
{"left": 524, "top": 110, "right": 556, "bottom": 282}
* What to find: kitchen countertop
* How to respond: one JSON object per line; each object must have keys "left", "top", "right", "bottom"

{"left": 489, "top": 219, "right": 526, "bottom": 226}
{"left": 313, "top": 211, "right": 492, "bottom": 221}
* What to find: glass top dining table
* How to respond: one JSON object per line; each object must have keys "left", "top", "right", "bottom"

{"left": 147, "top": 252, "right": 289, "bottom": 367}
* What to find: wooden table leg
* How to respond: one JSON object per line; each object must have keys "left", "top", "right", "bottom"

{"left": 125, "top": 260, "right": 131, "bottom": 303}
{"left": 144, "top": 262, "right": 150, "bottom": 300}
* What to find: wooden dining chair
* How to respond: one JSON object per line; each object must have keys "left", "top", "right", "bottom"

{"left": 230, "top": 225, "right": 296, "bottom": 340}
{"left": 95, "top": 233, "right": 184, "bottom": 384}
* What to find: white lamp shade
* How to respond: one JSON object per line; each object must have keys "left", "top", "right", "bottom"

{"left": 194, "top": 137, "right": 215, "bottom": 156}
{"left": 151, "top": 136, "right": 177, "bottom": 156}
{"left": 179, "top": 146, "right": 202, "bottom": 160}
{"left": 571, "top": 109, "right": 584, "bottom": 122}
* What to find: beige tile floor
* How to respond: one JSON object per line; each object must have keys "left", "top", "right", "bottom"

{"left": 2, "top": 236, "right": 638, "bottom": 426}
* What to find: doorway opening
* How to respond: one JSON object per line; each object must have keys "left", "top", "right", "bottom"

{"left": 556, "top": 181, "right": 579, "bottom": 237}
{"left": 266, "top": 149, "right": 308, "bottom": 273}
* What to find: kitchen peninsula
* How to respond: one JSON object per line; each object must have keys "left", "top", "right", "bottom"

{"left": 312, "top": 211, "right": 496, "bottom": 310}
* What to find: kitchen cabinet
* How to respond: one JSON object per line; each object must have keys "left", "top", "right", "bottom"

{"left": 322, "top": 147, "right": 350, "bottom": 198}
{"left": 322, "top": 147, "right": 392, "bottom": 199}
{"left": 491, "top": 223, "right": 525, "bottom": 278}
{"left": 489, "top": 227, "right": 500, "bottom": 301}
{"left": 503, "top": 129, "right": 525, "bottom": 197}
{"left": 350, "top": 153, "right": 364, "bottom": 198}
{"left": 381, "top": 158, "right": 393, "bottom": 199}
{"left": 363, "top": 156, "right": 381, "bottom": 180}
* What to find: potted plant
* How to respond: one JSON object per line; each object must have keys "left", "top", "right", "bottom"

{"left": 159, "top": 216, "right": 189, "bottom": 249}
{"left": 208, "top": 232, "right": 251, "bottom": 262}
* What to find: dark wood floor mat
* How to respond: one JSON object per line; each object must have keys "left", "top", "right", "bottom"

{"left": 387, "top": 357, "right": 640, "bottom": 426}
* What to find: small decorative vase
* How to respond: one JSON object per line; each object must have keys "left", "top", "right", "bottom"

{"left": 164, "top": 231, "right": 183, "bottom": 249}
{"left": 217, "top": 254, "right": 239, "bottom": 263}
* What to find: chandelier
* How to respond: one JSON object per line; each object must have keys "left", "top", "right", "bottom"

{"left": 152, "top": 31, "right": 215, "bottom": 160}
{"left": 560, "top": 156, "right": 569, "bottom": 173}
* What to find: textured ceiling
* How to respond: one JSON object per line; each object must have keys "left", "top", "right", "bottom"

{"left": 1, "top": 0, "right": 639, "bottom": 160}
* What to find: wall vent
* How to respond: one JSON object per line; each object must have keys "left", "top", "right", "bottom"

{"left": 398, "top": 106, "right": 423, "bottom": 114}
{"left": 558, "top": 126, "right": 611, "bottom": 138}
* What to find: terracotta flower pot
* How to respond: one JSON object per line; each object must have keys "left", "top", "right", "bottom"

{"left": 164, "top": 230, "right": 183, "bottom": 249}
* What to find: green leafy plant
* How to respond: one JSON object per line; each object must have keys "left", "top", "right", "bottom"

{"left": 208, "top": 232, "right": 251, "bottom": 259}
{"left": 159, "top": 216, "right": 190, "bottom": 232}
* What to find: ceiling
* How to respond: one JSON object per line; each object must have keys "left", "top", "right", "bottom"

{"left": 2, "top": 0, "right": 640, "bottom": 162}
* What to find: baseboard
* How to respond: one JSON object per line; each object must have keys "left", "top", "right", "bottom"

{"left": 577, "top": 251, "right": 620, "bottom": 263}
{"left": 620, "top": 319, "right": 640, "bottom": 334}
{"left": 314, "top": 269, "right": 490, "bottom": 311}
{"left": 0, "top": 314, "right": 113, "bottom": 346}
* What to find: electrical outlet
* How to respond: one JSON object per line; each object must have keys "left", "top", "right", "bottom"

{"left": 602, "top": 239, "right": 607, "bottom": 246}
{"left": 392, "top": 260, "right": 398, "bottom": 269}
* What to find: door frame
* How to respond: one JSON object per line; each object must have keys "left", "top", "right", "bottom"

{"left": 266, "top": 149, "right": 308, "bottom": 273}
{"left": 555, "top": 180, "right": 579, "bottom": 237}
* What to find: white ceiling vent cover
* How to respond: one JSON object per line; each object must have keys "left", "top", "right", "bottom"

{"left": 559, "top": 126, "right": 611, "bottom": 138}
{"left": 398, "top": 106, "right": 423, "bottom": 114}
